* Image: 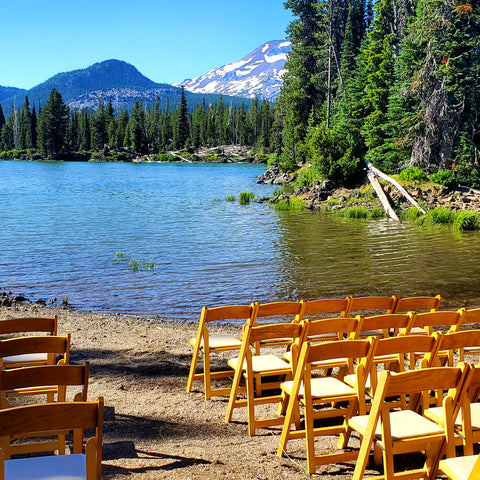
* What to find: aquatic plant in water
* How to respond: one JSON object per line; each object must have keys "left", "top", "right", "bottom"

{"left": 239, "top": 191, "right": 255, "bottom": 205}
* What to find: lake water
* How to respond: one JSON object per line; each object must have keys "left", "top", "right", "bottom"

{"left": 1, "top": 160, "right": 480, "bottom": 319}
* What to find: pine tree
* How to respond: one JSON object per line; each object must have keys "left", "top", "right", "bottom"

{"left": 128, "top": 100, "right": 147, "bottom": 153}
{"left": 36, "top": 89, "right": 69, "bottom": 158}
{"left": 175, "top": 86, "right": 190, "bottom": 149}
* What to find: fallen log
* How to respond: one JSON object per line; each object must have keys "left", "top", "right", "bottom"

{"left": 366, "top": 164, "right": 400, "bottom": 222}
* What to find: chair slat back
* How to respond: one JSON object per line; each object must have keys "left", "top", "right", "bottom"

{"left": 247, "top": 322, "right": 304, "bottom": 343}
{"left": 438, "top": 330, "right": 480, "bottom": 352}
{"left": 408, "top": 311, "right": 462, "bottom": 333}
{"left": 0, "top": 363, "right": 89, "bottom": 393}
{"left": 392, "top": 295, "right": 442, "bottom": 313}
{"left": 0, "top": 334, "right": 70, "bottom": 359}
{"left": 0, "top": 316, "right": 57, "bottom": 336}
{"left": 358, "top": 313, "right": 414, "bottom": 334}
{"left": 299, "top": 298, "right": 350, "bottom": 319}
{"left": 201, "top": 305, "right": 254, "bottom": 323}
{"left": 304, "top": 316, "right": 360, "bottom": 340}
{"left": 254, "top": 301, "right": 303, "bottom": 324}
{"left": 304, "top": 338, "right": 373, "bottom": 364}
{"left": 374, "top": 334, "right": 438, "bottom": 360}
{"left": 456, "top": 308, "right": 480, "bottom": 331}
{"left": 344, "top": 295, "right": 397, "bottom": 318}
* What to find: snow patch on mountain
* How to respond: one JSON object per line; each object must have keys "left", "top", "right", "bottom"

{"left": 176, "top": 40, "right": 291, "bottom": 101}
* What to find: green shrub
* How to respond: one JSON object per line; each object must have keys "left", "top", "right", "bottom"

{"left": 239, "top": 191, "right": 255, "bottom": 205}
{"left": 266, "top": 153, "right": 277, "bottom": 168}
{"left": 398, "top": 166, "right": 428, "bottom": 183}
{"left": 326, "top": 198, "right": 341, "bottom": 206}
{"left": 403, "top": 207, "right": 423, "bottom": 222}
{"left": 152, "top": 153, "right": 179, "bottom": 162}
{"left": 430, "top": 169, "right": 456, "bottom": 189}
{"left": 453, "top": 211, "right": 480, "bottom": 231}
{"left": 274, "top": 197, "right": 305, "bottom": 211}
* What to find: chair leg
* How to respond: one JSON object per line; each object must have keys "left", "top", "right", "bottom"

{"left": 203, "top": 350, "right": 212, "bottom": 400}
{"left": 247, "top": 372, "right": 257, "bottom": 436}
{"left": 186, "top": 345, "right": 200, "bottom": 394}
{"left": 305, "top": 398, "right": 317, "bottom": 474}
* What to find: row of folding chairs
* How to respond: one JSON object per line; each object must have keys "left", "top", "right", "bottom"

{"left": 185, "top": 294, "right": 479, "bottom": 399}
{"left": 0, "top": 315, "right": 103, "bottom": 480}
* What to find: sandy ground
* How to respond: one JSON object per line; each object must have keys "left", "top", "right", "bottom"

{"left": 0, "top": 302, "right": 451, "bottom": 479}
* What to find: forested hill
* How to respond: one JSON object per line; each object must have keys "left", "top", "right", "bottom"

{"left": 0, "top": 60, "right": 252, "bottom": 112}
{"left": 0, "top": 86, "right": 26, "bottom": 103}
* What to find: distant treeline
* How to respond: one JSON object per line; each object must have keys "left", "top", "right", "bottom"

{"left": 0, "top": 87, "right": 274, "bottom": 158}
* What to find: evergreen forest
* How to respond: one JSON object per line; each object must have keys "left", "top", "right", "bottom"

{"left": 275, "top": 0, "right": 480, "bottom": 188}
{"left": 1, "top": 0, "right": 479, "bottom": 189}
{"left": 0, "top": 87, "right": 274, "bottom": 160}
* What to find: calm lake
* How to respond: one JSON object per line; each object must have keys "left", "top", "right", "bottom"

{"left": 1, "top": 160, "right": 480, "bottom": 319}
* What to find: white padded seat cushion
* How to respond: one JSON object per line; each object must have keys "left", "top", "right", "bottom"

{"left": 426, "top": 403, "right": 480, "bottom": 429}
{"left": 229, "top": 354, "right": 290, "bottom": 373}
{"left": 439, "top": 455, "right": 479, "bottom": 480}
{"left": 3, "top": 353, "right": 48, "bottom": 364}
{"left": 5, "top": 453, "right": 86, "bottom": 480}
{"left": 350, "top": 410, "right": 443, "bottom": 440}
{"left": 282, "top": 376, "right": 356, "bottom": 398}
{"left": 195, "top": 335, "right": 242, "bottom": 349}
{"left": 344, "top": 373, "right": 371, "bottom": 389}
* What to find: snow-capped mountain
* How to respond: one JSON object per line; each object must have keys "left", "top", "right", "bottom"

{"left": 176, "top": 40, "right": 291, "bottom": 101}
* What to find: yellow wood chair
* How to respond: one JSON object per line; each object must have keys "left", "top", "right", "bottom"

{"left": 0, "top": 334, "right": 70, "bottom": 369}
{"left": 356, "top": 312, "right": 416, "bottom": 340}
{"left": 225, "top": 320, "right": 305, "bottom": 436}
{"left": 186, "top": 304, "right": 255, "bottom": 400}
{"left": 295, "top": 297, "right": 350, "bottom": 323}
{"left": 277, "top": 337, "right": 376, "bottom": 474}
{"left": 347, "top": 365, "right": 470, "bottom": 480}
{"left": 0, "top": 397, "right": 104, "bottom": 480}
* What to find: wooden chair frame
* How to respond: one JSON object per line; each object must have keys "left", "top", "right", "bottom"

{"left": 0, "top": 334, "right": 70, "bottom": 369}
{"left": 186, "top": 304, "right": 254, "bottom": 400}
{"left": 225, "top": 320, "right": 305, "bottom": 436}
{"left": 391, "top": 295, "right": 442, "bottom": 314}
{"left": 0, "top": 316, "right": 58, "bottom": 336}
{"left": 344, "top": 296, "right": 397, "bottom": 319}
{"left": 438, "top": 453, "right": 480, "bottom": 480}
{"left": 0, "top": 397, "right": 104, "bottom": 480}
{"left": 294, "top": 297, "right": 350, "bottom": 322}
{"left": 348, "top": 365, "right": 470, "bottom": 480}
{"left": 449, "top": 309, "right": 480, "bottom": 362}
{"left": 277, "top": 337, "right": 376, "bottom": 474}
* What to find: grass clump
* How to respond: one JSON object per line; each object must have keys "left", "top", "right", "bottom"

{"left": 326, "top": 198, "right": 341, "bottom": 206}
{"left": 129, "top": 259, "right": 156, "bottom": 272}
{"left": 369, "top": 207, "right": 384, "bottom": 219}
{"left": 402, "top": 207, "right": 423, "bottom": 222}
{"left": 274, "top": 197, "right": 305, "bottom": 211}
{"left": 419, "top": 206, "right": 455, "bottom": 226}
{"left": 239, "top": 191, "right": 255, "bottom": 205}
{"left": 453, "top": 211, "right": 480, "bottom": 231}
{"left": 337, "top": 206, "right": 369, "bottom": 219}
{"left": 225, "top": 195, "right": 236, "bottom": 202}
{"left": 398, "top": 166, "right": 428, "bottom": 183}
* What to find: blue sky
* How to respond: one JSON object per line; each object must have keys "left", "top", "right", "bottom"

{"left": 3, "top": 0, "right": 293, "bottom": 90}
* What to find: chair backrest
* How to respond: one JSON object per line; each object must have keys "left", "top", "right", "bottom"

{"left": 358, "top": 313, "right": 415, "bottom": 336}
{"left": 303, "top": 316, "right": 360, "bottom": 341}
{"left": 392, "top": 295, "right": 442, "bottom": 313}
{"left": 0, "top": 397, "right": 104, "bottom": 479}
{"left": 0, "top": 334, "right": 71, "bottom": 367}
{"left": 253, "top": 301, "right": 304, "bottom": 325}
{"left": 0, "top": 316, "right": 58, "bottom": 336}
{"left": 296, "top": 297, "right": 350, "bottom": 321}
{"left": 0, "top": 363, "right": 89, "bottom": 407}
{"left": 344, "top": 296, "right": 397, "bottom": 318}
{"left": 438, "top": 330, "right": 480, "bottom": 354}
{"left": 406, "top": 311, "right": 463, "bottom": 335}
{"left": 453, "top": 308, "right": 480, "bottom": 332}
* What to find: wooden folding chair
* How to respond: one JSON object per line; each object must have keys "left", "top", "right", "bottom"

{"left": 186, "top": 304, "right": 254, "bottom": 400}
{"left": 449, "top": 309, "right": 480, "bottom": 362}
{"left": 0, "top": 334, "right": 70, "bottom": 369}
{"left": 225, "top": 320, "right": 305, "bottom": 436}
{"left": 277, "top": 337, "right": 376, "bottom": 473}
{"left": 348, "top": 365, "right": 470, "bottom": 480}
{"left": 391, "top": 295, "right": 442, "bottom": 314}
{"left": 438, "top": 453, "right": 480, "bottom": 480}
{"left": 0, "top": 363, "right": 89, "bottom": 408}
{"left": 0, "top": 397, "right": 104, "bottom": 480}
